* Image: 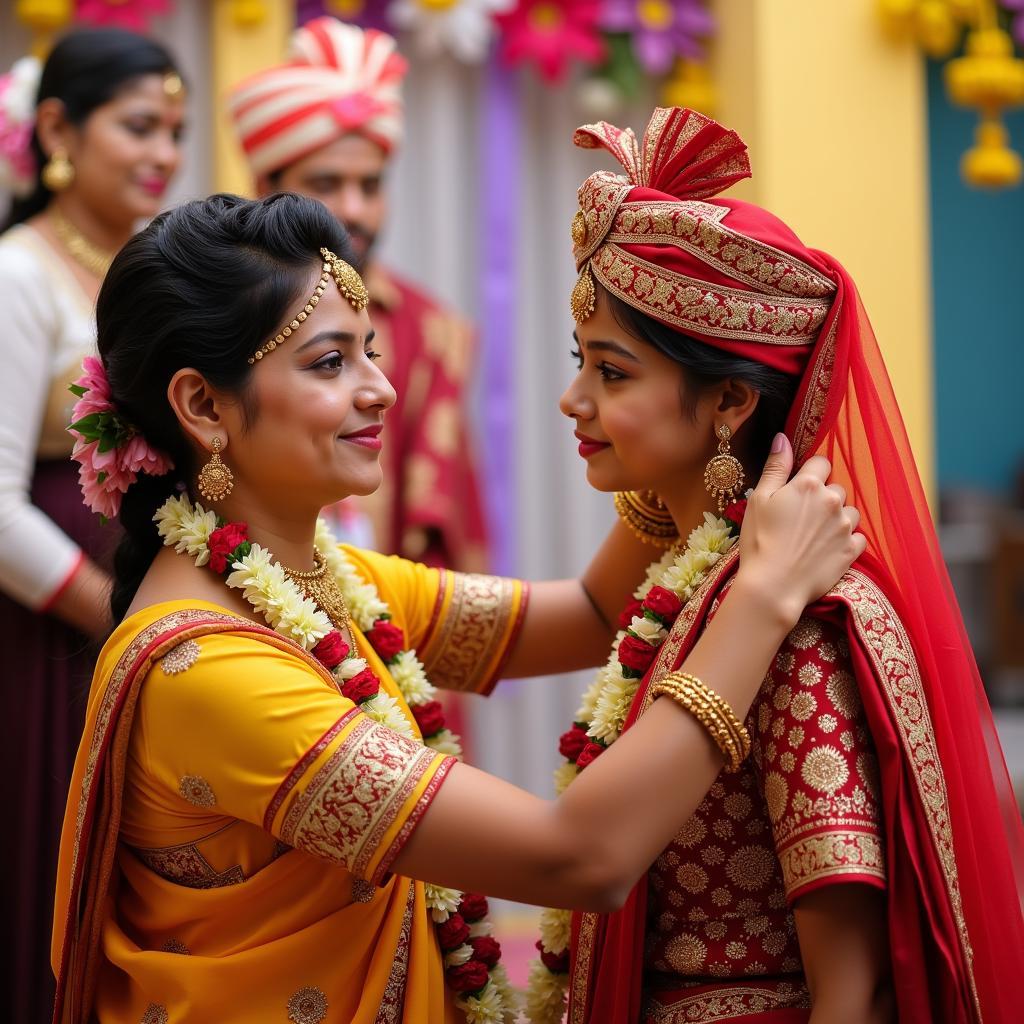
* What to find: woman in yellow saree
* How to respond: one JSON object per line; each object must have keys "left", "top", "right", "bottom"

{"left": 51, "top": 193, "right": 864, "bottom": 1024}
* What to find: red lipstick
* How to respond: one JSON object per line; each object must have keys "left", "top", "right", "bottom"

{"left": 340, "top": 424, "right": 383, "bottom": 451}
{"left": 574, "top": 429, "right": 611, "bottom": 459}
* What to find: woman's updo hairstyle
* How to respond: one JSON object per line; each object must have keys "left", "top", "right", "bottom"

{"left": 605, "top": 290, "right": 799, "bottom": 469}
{"left": 98, "top": 191, "right": 354, "bottom": 623}
{"left": 4, "top": 28, "right": 180, "bottom": 228}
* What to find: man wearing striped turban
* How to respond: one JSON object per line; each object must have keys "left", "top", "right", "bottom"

{"left": 228, "top": 17, "right": 488, "bottom": 572}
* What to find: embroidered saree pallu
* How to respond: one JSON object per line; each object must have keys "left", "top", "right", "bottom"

{"left": 51, "top": 548, "right": 527, "bottom": 1024}
{"left": 549, "top": 107, "right": 1024, "bottom": 1024}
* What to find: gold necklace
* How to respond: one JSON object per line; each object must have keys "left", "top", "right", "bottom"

{"left": 50, "top": 209, "right": 115, "bottom": 278}
{"left": 281, "top": 550, "right": 355, "bottom": 640}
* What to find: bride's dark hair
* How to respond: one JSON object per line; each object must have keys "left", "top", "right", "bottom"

{"left": 97, "top": 192, "right": 354, "bottom": 623}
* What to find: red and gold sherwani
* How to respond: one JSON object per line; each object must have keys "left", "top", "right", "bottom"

{"left": 642, "top": 610, "right": 884, "bottom": 1022}
{"left": 352, "top": 264, "right": 488, "bottom": 573}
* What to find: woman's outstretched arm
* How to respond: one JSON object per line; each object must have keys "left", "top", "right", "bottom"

{"left": 393, "top": 443, "right": 866, "bottom": 909}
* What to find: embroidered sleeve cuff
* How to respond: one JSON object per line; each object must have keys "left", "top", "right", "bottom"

{"left": 778, "top": 829, "right": 886, "bottom": 904}
{"left": 419, "top": 571, "right": 529, "bottom": 695}
{"left": 274, "top": 713, "right": 455, "bottom": 884}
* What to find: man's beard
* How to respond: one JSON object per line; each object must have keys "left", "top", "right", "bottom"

{"left": 342, "top": 222, "right": 376, "bottom": 271}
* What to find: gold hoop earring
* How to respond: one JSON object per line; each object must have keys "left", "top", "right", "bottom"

{"left": 704, "top": 424, "right": 745, "bottom": 513}
{"left": 197, "top": 437, "right": 234, "bottom": 502}
{"left": 41, "top": 148, "right": 75, "bottom": 192}
{"left": 613, "top": 490, "right": 678, "bottom": 548}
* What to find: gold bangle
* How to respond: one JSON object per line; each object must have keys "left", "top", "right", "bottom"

{"left": 651, "top": 672, "right": 751, "bottom": 772}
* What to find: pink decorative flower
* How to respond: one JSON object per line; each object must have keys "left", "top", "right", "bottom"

{"left": 601, "top": 0, "right": 713, "bottom": 74}
{"left": 75, "top": 0, "right": 171, "bottom": 32}
{"left": 496, "top": 0, "right": 606, "bottom": 82}
{"left": 68, "top": 356, "right": 174, "bottom": 518}
{"left": 0, "top": 57, "right": 40, "bottom": 199}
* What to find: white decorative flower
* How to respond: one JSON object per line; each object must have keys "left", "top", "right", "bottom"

{"left": 426, "top": 728, "right": 463, "bottom": 757}
{"left": 538, "top": 906, "right": 572, "bottom": 955}
{"left": 336, "top": 656, "right": 369, "bottom": 681}
{"left": 154, "top": 495, "right": 218, "bottom": 566}
{"left": 588, "top": 671, "right": 641, "bottom": 744}
{"left": 524, "top": 958, "right": 570, "bottom": 1023}
{"left": 468, "top": 918, "right": 493, "bottom": 938}
{"left": 552, "top": 760, "right": 578, "bottom": 796}
{"left": 346, "top": 581, "right": 389, "bottom": 631}
{"left": 456, "top": 979, "right": 506, "bottom": 1024}
{"left": 362, "top": 692, "right": 414, "bottom": 737}
{"left": 1, "top": 57, "right": 40, "bottom": 123}
{"left": 390, "top": 650, "right": 436, "bottom": 704}
{"left": 424, "top": 883, "right": 462, "bottom": 922}
{"left": 629, "top": 615, "right": 668, "bottom": 644}
{"left": 444, "top": 942, "right": 474, "bottom": 968}
{"left": 389, "top": 0, "right": 514, "bottom": 64}
{"left": 488, "top": 962, "right": 519, "bottom": 1021}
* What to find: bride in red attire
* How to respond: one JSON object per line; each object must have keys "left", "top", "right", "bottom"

{"left": 527, "top": 107, "right": 1024, "bottom": 1024}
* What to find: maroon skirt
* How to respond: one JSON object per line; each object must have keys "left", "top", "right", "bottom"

{"left": 0, "top": 460, "right": 117, "bottom": 1024}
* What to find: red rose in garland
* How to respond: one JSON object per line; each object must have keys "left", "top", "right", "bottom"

{"left": 207, "top": 522, "right": 248, "bottom": 574}
{"left": 436, "top": 913, "right": 470, "bottom": 951}
{"left": 618, "top": 633, "right": 657, "bottom": 673}
{"left": 459, "top": 893, "right": 489, "bottom": 922}
{"left": 644, "top": 586, "right": 683, "bottom": 622}
{"left": 342, "top": 668, "right": 379, "bottom": 704}
{"left": 412, "top": 699, "right": 445, "bottom": 737}
{"left": 312, "top": 630, "right": 349, "bottom": 669}
{"left": 537, "top": 939, "right": 570, "bottom": 973}
{"left": 446, "top": 959, "right": 490, "bottom": 994}
{"left": 723, "top": 498, "right": 747, "bottom": 528}
{"left": 367, "top": 620, "right": 404, "bottom": 661}
{"left": 576, "top": 741, "right": 605, "bottom": 769}
{"left": 470, "top": 935, "right": 502, "bottom": 968}
{"left": 558, "top": 723, "right": 589, "bottom": 762}
{"left": 617, "top": 597, "right": 643, "bottom": 629}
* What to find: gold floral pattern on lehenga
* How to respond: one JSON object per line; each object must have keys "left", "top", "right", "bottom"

{"left": 133, "top": 839, "right": 245, "bottom": 890}
{"left": 374, "top": 886, "right": 416, "bottom": 1023}
{"left": 643, "top": 981, "right": 811, "bottom": 1023}
{"left": 287, "top": 985, "right": 328, "bottom": 1024}
{"left": 159, "top": 639, "right": 201, "bottom": 675}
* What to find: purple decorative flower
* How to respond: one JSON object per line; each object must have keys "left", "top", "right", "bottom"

{"left": 297, "top": 0, "right": 391, "bottom": 31}
{"left": 600, "top": 0, "right": 713, "bottom": 75}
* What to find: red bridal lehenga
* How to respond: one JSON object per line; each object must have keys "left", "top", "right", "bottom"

{"left": 546, "top": 108, "right": 1024, "bottom": 1024}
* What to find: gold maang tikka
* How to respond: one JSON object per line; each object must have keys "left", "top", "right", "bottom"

{"left": 247, "top": 249, "right": 370, "bottom": 365}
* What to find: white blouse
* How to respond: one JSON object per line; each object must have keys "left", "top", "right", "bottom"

{"left": 0, "top": 224, "right": 95, "bottom": 609}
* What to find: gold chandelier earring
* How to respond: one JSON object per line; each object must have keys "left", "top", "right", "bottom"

{"left": 704, "top": 424, "right": 745, "bottom": 513}
{"left": 197, "top": 437, "right": 234, "bottom": 502}
{"left": 613, "top": 490, "right": 679, "bottom": 548}
{"left": 41, "top": 148, "right": 75, "bottom": 192}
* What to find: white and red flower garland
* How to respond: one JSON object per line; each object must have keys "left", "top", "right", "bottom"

{"left": 524, "top": 502, "right": 745, "bottom": 1024}
{"left": 154, "top": 495, "right": 516, "bottom": 1023}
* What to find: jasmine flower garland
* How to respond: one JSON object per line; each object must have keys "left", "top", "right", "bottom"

{"left": 525, "top": 506, "right": 744, "bottom": 1024}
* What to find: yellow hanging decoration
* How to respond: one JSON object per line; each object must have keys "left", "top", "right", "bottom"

{"left": 231, "top": 0, "right": 267, "bottom": 27}
{"left": 14, "top": 0, "right": 72, "bottom": 58}
{"left": 877, "top": 0, "right": 1024, "bottom": 189}
{"left": 945, "top": 22, "right": 1024, "bottom": 187}
{"left": 660, "top": 59, "right": 715, "bottom": 116}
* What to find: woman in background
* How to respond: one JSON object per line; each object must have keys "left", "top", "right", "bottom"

{"left": 0, "top": 29, "right": 184, "bottom": 1022}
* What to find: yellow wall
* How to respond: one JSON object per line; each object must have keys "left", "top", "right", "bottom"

{"left": 210, "top": 0, "right": 292, "bottom": 197}
{"left": 710, "top": 0, "right": 935, "bottom": 499}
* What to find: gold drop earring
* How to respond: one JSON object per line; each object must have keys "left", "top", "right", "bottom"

{"left": 197, "top": 437, "right": 234, "bottom": 502}
{"left": 613, "top": 489, "right": 679, "bottom": 548}
{"left": 704, "top": 424, "right": 745, "bottom": 513}
{"left": 41, "top": 148, "right": 75, "bottom": 192}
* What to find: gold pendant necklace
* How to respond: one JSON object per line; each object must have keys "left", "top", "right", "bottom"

{"left": 50, "top": 208, "right": 115, "bottom": 278}
{"left": 281, "top": 550, "right": 355, "bottom": 642}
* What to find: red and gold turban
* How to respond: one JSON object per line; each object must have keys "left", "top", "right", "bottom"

{"left": 227, "top": 17, "right": 408, "bottom": 178}
{"left": 570, "top": 108, "right": 838, "bottom": 379}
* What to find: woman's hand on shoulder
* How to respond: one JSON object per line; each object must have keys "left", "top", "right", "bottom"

{"left": 736, "top": 433, "right": 864, "bottom": 629}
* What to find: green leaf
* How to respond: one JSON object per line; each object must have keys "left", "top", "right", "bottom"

{"left": 68, "top": 383, "right": 88, "bottom": 398}
{"left": 97, "top": 471, "right": 107, "bottom": 484}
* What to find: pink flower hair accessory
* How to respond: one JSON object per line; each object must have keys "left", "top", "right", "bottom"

{"left": 0, "top": 56, "right": 41, "bottom": 199}
{"left": 68, "top": 355, "right": 174, "bottom": 519}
